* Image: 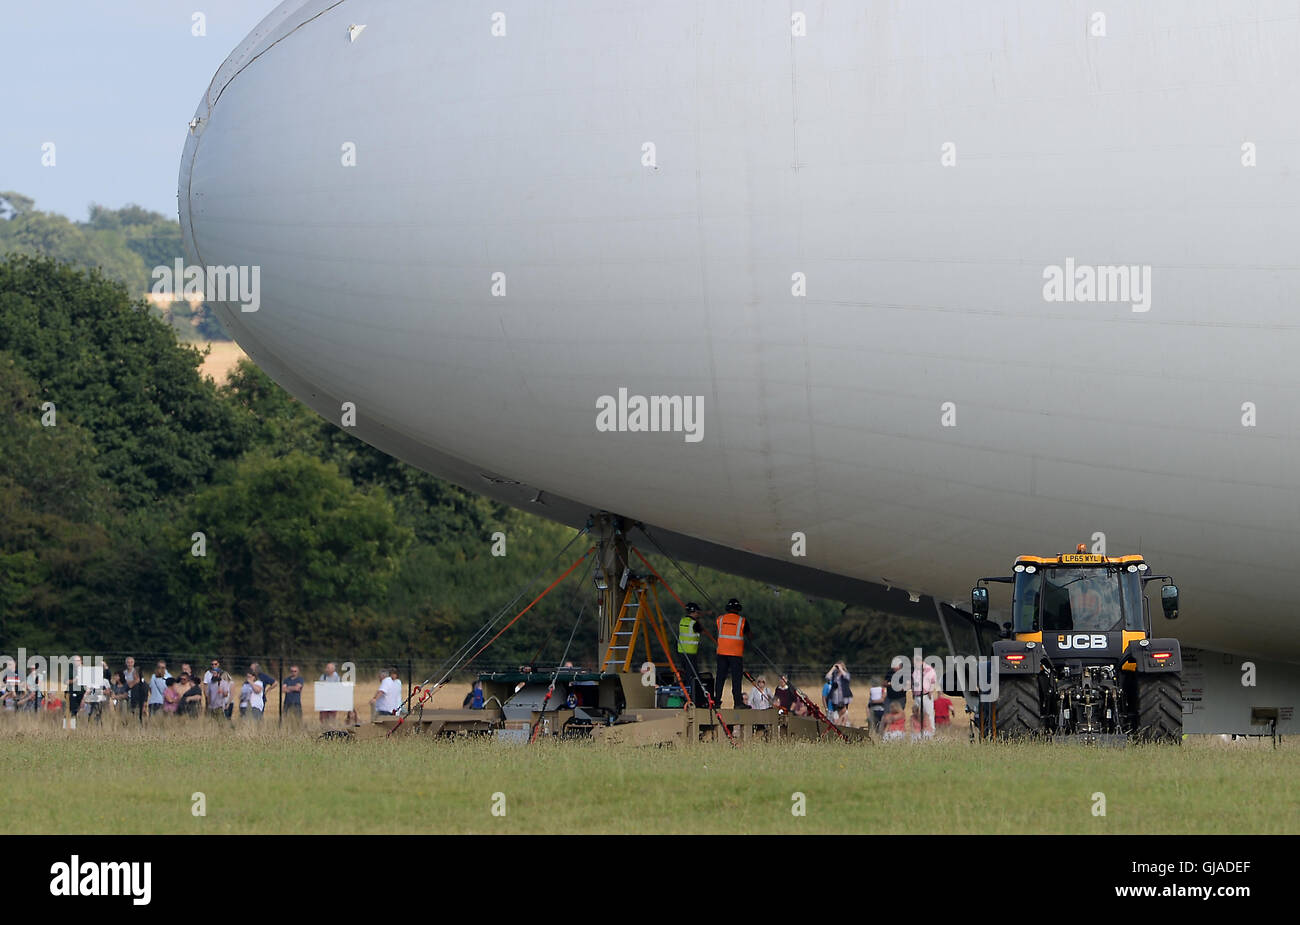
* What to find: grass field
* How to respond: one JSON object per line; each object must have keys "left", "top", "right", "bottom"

{"left": 2, "top": 718, "right": 1296, "bottom": 834}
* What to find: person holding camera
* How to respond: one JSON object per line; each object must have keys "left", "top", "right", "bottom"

{"left": 824, "top": 662, "right": 853, "bottom": 725}
{"left": 207, "top": 669, "right": 230, "bottom": 722}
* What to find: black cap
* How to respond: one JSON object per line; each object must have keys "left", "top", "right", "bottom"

{"left": 685, "top": 602, "right": 700, "bottom": 613}
{"left": 726, "top": 598, "right": 742, "bottom": 612}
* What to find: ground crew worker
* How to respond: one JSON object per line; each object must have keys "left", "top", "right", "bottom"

{"left": 713, "top": 598, "right": 748, "bottom": 708}
{"left": 676, "top": 602, "right": 702, "bottom": 694}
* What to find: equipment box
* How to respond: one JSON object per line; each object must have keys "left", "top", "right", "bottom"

{"left": 496, "top": 719, "right": 530, "bottom": 743}
{"left": 655, "top": 686, "right": 685, "bottom": 708}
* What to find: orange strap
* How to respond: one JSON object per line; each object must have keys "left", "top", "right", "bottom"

{"left": 386, "top": 547, "right": 594, "bottom": 739}
{"left": 463, "top": 547, "right": 595, "bottom": 670}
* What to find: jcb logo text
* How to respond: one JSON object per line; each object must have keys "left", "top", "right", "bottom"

{"left": 1058, "top": 634, "right": 1107, "bottom": 649}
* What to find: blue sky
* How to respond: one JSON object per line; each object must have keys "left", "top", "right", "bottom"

{"left": 3, "top": 0, "right": 277, "bottom": 221}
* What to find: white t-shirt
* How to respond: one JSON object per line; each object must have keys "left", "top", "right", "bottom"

{"left": 376, "top": 677, "right": 401, "bottom": 713}
{"left": 250, "top": 680, "right": 264, "bottom": 711}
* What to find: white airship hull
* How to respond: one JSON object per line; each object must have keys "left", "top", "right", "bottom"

{"left": 181, "top": 0, "right": 1300, "bottom": 712}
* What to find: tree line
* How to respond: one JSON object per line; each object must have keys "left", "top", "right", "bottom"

{"left": 0, "top": 192, "right": 227, "bottom": 341}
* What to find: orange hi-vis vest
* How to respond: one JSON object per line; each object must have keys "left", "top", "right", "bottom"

{"left": 716, "top": 612, "right": 746, "bottom": 656}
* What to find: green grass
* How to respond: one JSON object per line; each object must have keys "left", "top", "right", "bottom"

{"left": 2, "top": 720, "right": 1296, "bottom": 833}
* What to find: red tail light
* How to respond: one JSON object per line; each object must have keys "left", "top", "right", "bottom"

{"left": 1005, "top": 654, "right": 1026, "bottom": 663}
{"left": 1152, "top": 652, "right": 1172, "bottom": 660}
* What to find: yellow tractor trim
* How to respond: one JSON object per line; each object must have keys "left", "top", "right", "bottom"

{"left": 1014, "top": 554, "right": 1146, "bottom": 566}
{"left": 1120, "top": 630, "right": 1146, "bottom": 670}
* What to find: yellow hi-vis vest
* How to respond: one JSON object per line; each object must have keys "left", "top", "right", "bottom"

{"left": 716, "top": 612, "right": 746, "bottom": 656}
{"left": 677, "top": 617, "right": 700, "bottom": 654}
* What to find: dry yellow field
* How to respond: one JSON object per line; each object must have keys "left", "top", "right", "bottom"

{"left": 197, "top": 339, "right": 247, "bottom": 384}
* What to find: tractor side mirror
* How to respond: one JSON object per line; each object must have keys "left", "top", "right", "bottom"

{"left": 971, "top": 587, "right": 989, "bottom": 619}
{"left": 1160, "top": 584, "right": 1179, "bottom": 620}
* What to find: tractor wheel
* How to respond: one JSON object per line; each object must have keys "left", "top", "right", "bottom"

{"left": 1134, "top": 674, "right": 1183, "bottom": 744}
{"left": 992, "top": 675, "right": 1042, "bottom": 740}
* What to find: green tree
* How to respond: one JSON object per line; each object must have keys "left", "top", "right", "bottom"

{"left": 87, "top": 202, "right": 186, "bottom": 297}
{"left": 177, "top": 452, "right": 413, "bottom": 654}
{"left": 0, "top": 255, "right": 249, "bottom": 507}
{"left": 1, "top": 194, "right": 228, "bottom": 340}
{"left": 0, "top": 192, "right": 35, "bottom": 219}
{"left": 221, "top": 357, "right": 513, "bottom": 546}
{"left": 0, "top": 352, "right": 127, "bottom": 649}
{"left": 0, "top": 210, "right": 145, "bottom": 292}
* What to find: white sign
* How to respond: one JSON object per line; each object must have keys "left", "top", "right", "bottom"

{"left": 314, "top": 681, "right": 354, "bottom": 711}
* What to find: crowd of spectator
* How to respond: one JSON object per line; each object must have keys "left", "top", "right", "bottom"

{"left": 4, "top": 655, "right": 960, "bottom": 738}
{"left": 810, "top": 659, "right": 959, "bottom": 739}
{"left": 653, "top": 660, "right": 960, "bottom": 738}
{"left": 1, "top": 657, "right": 369, "bottom": 728}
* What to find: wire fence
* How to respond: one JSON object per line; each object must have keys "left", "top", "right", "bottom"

{"left": 2, "top": 648, "right": 927, "bottom": 736}
{"left": 4, "top": 650, "right": 900, "bottom": 696}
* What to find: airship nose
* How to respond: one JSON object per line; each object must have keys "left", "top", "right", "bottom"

{"left": 178, "top": 2, "right": 314, "bottom": 386}
{"left": 178, "top": 3, "right": 446, "bottom": 427}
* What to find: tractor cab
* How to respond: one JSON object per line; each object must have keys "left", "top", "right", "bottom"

{"left": 972, "top": 549, "right": 1179, "bottom": 655}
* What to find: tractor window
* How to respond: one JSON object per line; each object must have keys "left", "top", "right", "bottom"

{"left": 1120, "top": 570, "right": 1146, "bottom": 632}
{"left": 1012, "top": 571, "right": 1041, "bottom": 632}
{"left": 1041, "top": 568, "right": 1123, "bottom": 632}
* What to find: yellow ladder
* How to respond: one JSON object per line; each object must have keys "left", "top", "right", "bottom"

{"left": 600, "top": 578, "right": 691, "bottom": 701}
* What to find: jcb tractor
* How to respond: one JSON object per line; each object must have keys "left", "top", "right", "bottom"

{"left": 971, "top": 547, "right": 1183, "bottom": 744}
